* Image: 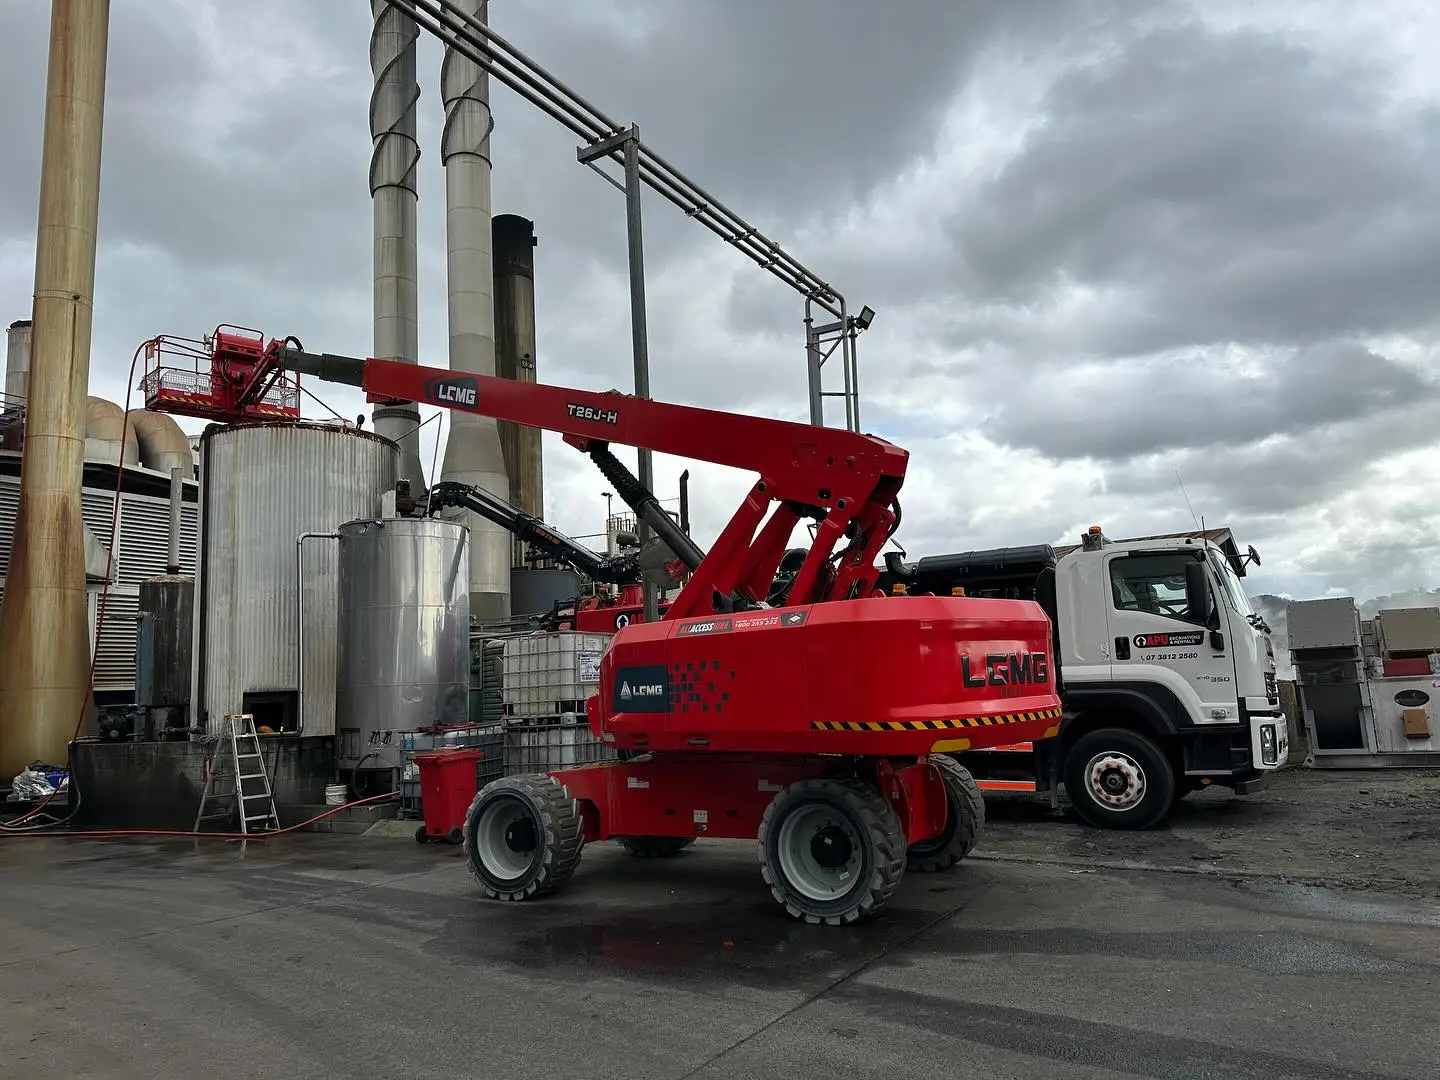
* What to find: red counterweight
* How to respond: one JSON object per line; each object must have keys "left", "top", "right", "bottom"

{"left": 250, "top": 338, "right": 1063, "bottom": 925}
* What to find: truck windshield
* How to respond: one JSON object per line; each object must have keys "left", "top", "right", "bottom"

{"left": 1209, "top": 551, "right": 1255, "bottom": 618}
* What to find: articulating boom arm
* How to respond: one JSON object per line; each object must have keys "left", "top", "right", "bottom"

{"left": 425, "top": 480, "right": 641, "bottom": 585}
{"left": 279, "top": 348, "right": 907, "bottom": 620}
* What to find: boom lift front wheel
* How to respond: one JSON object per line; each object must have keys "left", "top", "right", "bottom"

{"left": 758, "top": 777, "right": 907, "bottom": 926}
{"left": 463, "top": 775, "right": 585, "bottom": 900}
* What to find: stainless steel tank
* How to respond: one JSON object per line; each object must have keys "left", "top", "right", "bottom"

{"left": 510, "top": 566, "right": 581, "bottom": 618}
{"left": 336, "top": 516, "right": 471, "bottom": 766}
{"left": 195, "top": 422, "right": 398, "bottom": 735}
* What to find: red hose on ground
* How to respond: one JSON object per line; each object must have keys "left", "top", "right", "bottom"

{"left": 0, "top": 790, "right": 401, "bottom": 841}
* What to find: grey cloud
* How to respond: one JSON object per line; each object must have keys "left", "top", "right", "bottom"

{"left": 506, "top": 0, "right": 1134, "bottom": 221}
{"left": 986, "top": 342, "right": 1439, "bottom": 462}
{"left": 949, "top": 22, "right": 1440, "bottom": 354}
{"left": 1100, "top": 396, "right": 1440, "bottom": 517}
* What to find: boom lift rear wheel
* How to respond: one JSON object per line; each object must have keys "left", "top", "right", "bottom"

{"left": 905, "top": 755, "right": 985, "bottom": 872}
{"left": 758, "top": 776, "right": 906, "bottom": 926}
{"left": 463, "top": 774, "right": 585, "bottom": 900}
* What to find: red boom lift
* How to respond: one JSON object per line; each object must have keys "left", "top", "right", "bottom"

{"left": 145, "top": 334, "right": 1064, "bottom": 924}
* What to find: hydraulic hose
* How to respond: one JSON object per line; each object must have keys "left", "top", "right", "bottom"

{"left": 588, "top": 444, "right": 705, "bottom": 572}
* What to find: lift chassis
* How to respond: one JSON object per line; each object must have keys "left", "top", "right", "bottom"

{"left": 258, "top": 343, "right": 1064, "bottom": 924}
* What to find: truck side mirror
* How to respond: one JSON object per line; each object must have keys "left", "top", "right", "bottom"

{"left": 1184, "top": 560, "right": 1210, "bottom": 625}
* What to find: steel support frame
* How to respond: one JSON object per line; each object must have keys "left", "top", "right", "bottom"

{"left": 382, "top": 0, "right": 872, "bottom": 434}
{"left": 804, "top": 298, "right": 863, "bottom": 431}
{"left": 580, "top": 125, "right": 658, "bottom": 621}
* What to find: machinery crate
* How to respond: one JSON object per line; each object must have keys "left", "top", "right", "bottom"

{"left": 501, "top": 632, "right": 609, "bottom": 715}
{"left": 503, "top": 716, "right": 616, "bottom": 775}
{"left": 399, "top": 779, "right": 423, "bottom": 819}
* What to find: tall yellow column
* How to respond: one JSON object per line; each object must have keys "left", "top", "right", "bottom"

{"left": 0, "top": 0, "right": 111, "bottom": 779}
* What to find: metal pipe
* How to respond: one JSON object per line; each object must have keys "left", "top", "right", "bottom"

{"left": 838, "top": 296, "right": 855, "bottom": 432}
{"left": 403, "top": 0, "right": 619, "bottom": 133}
{"left": 191, "top": 432, "right": 212, "bottom": 732}
{"left": 438, "top": 0, "right": 511, "bottom": 622}
{"left": 804, "top": 298, "right": 823, "bottom": 426}
{"left": 418, "top": 0, "right": 836, "bottom": 300}
{"left": 166, "top": 465, "right": 182, "bottom": 573}
{"left": 295, "top": 532, "right": 339, "bottom": 737}
{"left": 619, "top": 128, "right": 658, "bottom": 624}
{"left": 679, "top": 469, "right": 690, "bottom": 536}
{"left": 385, "top": 0, "right": 850, "bottom": 317}
{"left": 492, "top": 214, "right": 542, "bottom": 535}
{"left": 846, "top": 320, "right": 862, "bottom": 432}
{"left": 0, "top": 0, "right": 111, "bottom": 778}
{"left": 4, "top": 319, "right": 32, "bottom": 404}
{"left": 370, "top": 0, "right": 426, "bottom": 488}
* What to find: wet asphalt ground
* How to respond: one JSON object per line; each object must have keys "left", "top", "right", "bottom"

{"left": 2, "top": 770, "right": 1437, "bottom": 1079}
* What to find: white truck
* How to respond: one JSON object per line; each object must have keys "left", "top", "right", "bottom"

{"left": 879, "top": 526, "right": 1286, "bottom": 829}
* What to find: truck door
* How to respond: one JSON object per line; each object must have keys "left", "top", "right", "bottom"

{"left": 1103, "top": 550, "right": 1238, "bottom": 722}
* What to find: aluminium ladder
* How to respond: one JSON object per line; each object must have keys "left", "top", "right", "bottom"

{"left": 193, "top": 713, "right": 281, "bottom": 835}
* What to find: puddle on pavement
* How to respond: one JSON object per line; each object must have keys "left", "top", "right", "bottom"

{"left": 423, "top": 901, "right": 939, "bottom": 988}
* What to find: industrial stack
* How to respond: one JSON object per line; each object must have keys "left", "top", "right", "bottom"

{"left": 1288, "top": 596, "right": 1440, "bottom": 768}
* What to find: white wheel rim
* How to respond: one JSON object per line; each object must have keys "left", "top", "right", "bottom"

{"left": 476, "top": 797, "right": 538, "bottom": 880}
{"left": 775, "top": 802, "right": 863, "bottom": 902}
{"left": 1084, "top": 751, "right": 1147, "bottom": 811}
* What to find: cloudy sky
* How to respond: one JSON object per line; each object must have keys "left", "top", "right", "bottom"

{"left": 2, "top": 0, "right": 1439, "bottom": 604}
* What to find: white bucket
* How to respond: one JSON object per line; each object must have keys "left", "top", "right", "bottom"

{"left": 324, "top": 784, "right": 348, "bottom": 806}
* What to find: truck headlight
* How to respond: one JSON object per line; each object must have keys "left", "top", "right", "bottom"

{"left": 1260, "top": 723, "right": 1279, "bottom": 766}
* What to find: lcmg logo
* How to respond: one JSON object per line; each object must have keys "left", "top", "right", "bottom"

{"left": 425, "top": 375, "right": 479, "bottom": 408}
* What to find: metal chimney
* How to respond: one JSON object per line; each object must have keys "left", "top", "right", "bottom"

{"left": 438, "top": 0, "right": 511, "bottom": 620}
{"left": 369, "top": 0, "right": 427, "bottom": 489}
{"left": 0, "top": 0, "right": 110, "bottom": 779}
{"left": 493, "top": 214, "right": 543, "bottom": 544}
{"left": 5, "top": 319, "right": 32, "bottom": 404}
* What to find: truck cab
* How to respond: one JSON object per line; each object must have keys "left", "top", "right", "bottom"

{"left": 880, "top": 526, "right": 1286, "bottom": 828}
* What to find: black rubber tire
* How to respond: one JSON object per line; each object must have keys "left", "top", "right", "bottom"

{"left": 905, "top": 755, "right": 985, "bottom": 872}
{"left": 463, "top": 774, "right": 585, "bottom": 901}
{"left": 758, "top": 776, "right": 906, "bottom": 926}
{"left": 414, "top": 825, "right": 429, "bottom": 845}
{"left": 615, "top": 836, "right": 695, "bottom": 858}
{"left": 1064, "top": 727, "right": 1175, "bottom": 830}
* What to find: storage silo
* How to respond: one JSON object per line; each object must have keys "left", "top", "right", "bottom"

{"left": 335, "top": 516, "right": 471, "bottom": 768}
{"left": 193, "top": 422, "right": 398, "bottom": 735}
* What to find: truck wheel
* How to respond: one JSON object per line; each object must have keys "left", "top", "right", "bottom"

{"left": 1064, "top": 728, "right": 1175, "bottom": 830}
{"left": 758, "top": 777, "right": 906, "bottom": 926}
{"left": 906, "top": 755, "right": 985, "bottom": 872}
{"left": 615, "top": 836, "right": 695, "bottom": 858}
{"left": 463, "top": 774, "right": 584, "bottom": 901}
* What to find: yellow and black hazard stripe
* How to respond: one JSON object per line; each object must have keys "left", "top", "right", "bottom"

{"left": 812, "top": 706, "right": 1062, "bottom": 733}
